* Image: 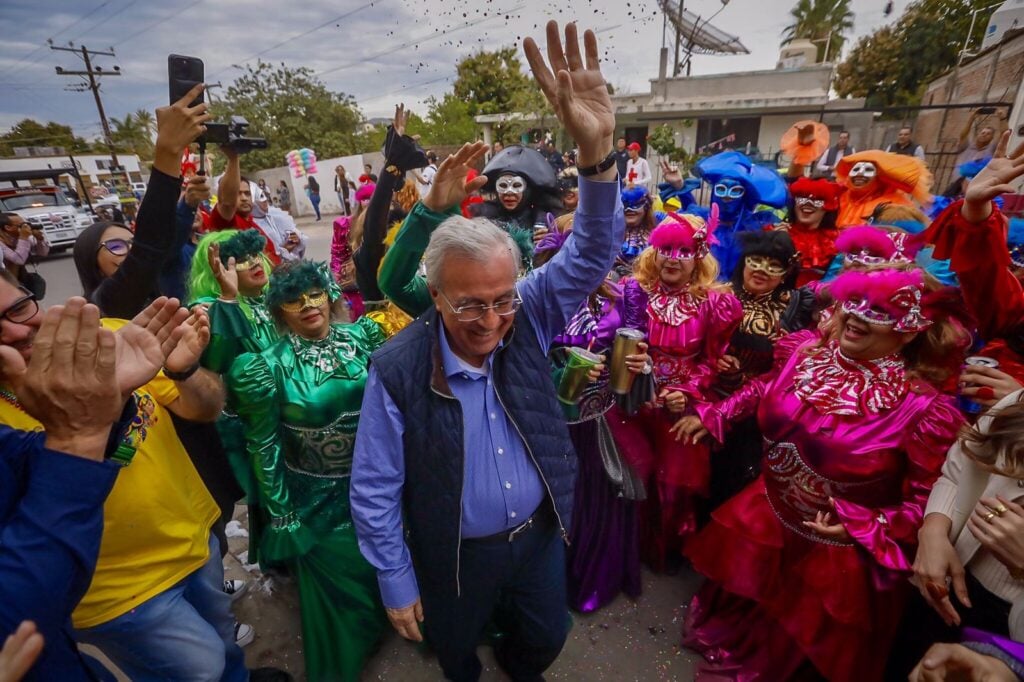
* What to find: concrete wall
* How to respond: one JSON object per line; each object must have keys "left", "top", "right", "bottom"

{"left": 252, "top": 151, "right": 384, "bottom": 218}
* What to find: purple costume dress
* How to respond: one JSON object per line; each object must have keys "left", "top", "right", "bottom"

{"left": 683, "top": 329, "right": 962, "bottom": 681}
{"left": 553, "top": 283, "right": 643, "bottom": 612}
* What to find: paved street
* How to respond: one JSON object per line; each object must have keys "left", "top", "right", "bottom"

{"left": 52, "top": 213, "right": 701, "bottom": 680}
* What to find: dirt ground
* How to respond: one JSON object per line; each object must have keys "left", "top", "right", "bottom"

{"left": 223, "top": 506, "right": 702, "bottom": 681}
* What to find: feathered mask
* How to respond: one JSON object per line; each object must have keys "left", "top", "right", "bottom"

{"left": 621, "top": 185, "right": 652, "bottom": 214}
{"left": 267, "top": 261, "right": 343, "bottom": 311}
{"left": 830, "top": 268, "right": 933, "bottom": 333}
{"left": 219, "top": 228, "right": 266, "bottom": 265}
{"left": 649, "top": 207, "right": 717, "bottom": 260}
{"left": 835, "top": 225, "right": 923, "bottom": 267}
{"left": 789, "top": 177, "right": 843, "bottom": 211}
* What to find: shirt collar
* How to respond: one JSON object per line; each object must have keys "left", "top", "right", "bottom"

{"left": 439, "top": 322, "right": 497, "bottom": 379}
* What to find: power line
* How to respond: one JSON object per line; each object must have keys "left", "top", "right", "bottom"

{"left": 112, "top": 0, "right": 203, "bottom": 47}
{"left": 211, "top": 1, "right": 382, "bottom": 78}
{"left": 317, "top": 5, "right": 527, "bottom": 78}
{"left": 4, "top": 1, "right": 113, "bottom": 72}
{"left": 51, "top": 44, "right": 132, "bottom": 190}
{"left": 65, "top": 0, "right": 140, "bottom": 45}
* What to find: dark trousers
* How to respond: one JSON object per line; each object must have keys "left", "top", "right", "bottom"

{"left": 420, "top": 518, "right": 569, "bottom": 682}
{"left": 885, "top": 571, "right": 1012, "bottom": 680}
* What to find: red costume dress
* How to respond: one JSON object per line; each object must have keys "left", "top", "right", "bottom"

{"left": 683, "top": 329, "right": 962, "bottom": 681}
{"left": 608, "top": 279, "right": 741, "bottom": 569}
{"left": 926, "top": 200, "right": 1024, "bottom": 380}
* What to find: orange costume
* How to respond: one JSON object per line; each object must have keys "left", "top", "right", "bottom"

{"left": 835, "top": 150, "right": 932, "bottom": 228}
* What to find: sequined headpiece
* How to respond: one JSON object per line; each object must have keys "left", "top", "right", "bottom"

{"left": 219, "top": 228, "right": 266, "bottom": 265}
{"left": 830, "top": 268, "right": 933, "bottom": 333}
{"left": 649, "top": 209, "right": 715, "bottom": 260}
{"left": 835, "top": 225, "right": 922, "bottom": 267}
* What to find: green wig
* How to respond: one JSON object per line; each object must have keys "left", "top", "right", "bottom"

{"left": 219, "top": 229, "right": 266, "bottom": 265}
{"left": 266, "top": 260, "right": 342, "bottom": 311}
{"left": 187, "top": 230, "right": 271, "bottom": 313}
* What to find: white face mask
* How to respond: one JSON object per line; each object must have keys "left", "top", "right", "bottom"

{"left": 496, "top": 174, "right": 526, "bottom": 196}
{"left": 849, "top": 162, "right": 877, "bottom": 179}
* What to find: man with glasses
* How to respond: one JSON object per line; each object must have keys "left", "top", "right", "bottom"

{"left": 351, "top": 22, "right": 624, "bottom": 682}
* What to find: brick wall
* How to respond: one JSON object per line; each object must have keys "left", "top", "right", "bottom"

{"left": 917, "top": 32, "right": 1024, "bottom": 189}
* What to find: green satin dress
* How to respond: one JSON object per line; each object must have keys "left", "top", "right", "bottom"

{"left": 227, "top": 317, "right": 388, "bottom": 682}
{"left": 198, "top": 295, "right": 280, "bottom": 566}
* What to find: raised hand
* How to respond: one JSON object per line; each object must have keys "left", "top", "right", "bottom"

{"left": 524, "top": 22, "right": 615, "bottom": 169}
{"left": 153, "top": 83, "right": 211, "bottom": 177}
{"left": 963, "top": 131, "right": 1024, "bottom": 223}
{"left": 184, "top": 174, "right": 211, "bottom": 208}
{"left": 393, "top": 103, "right": 410, "bottom": 137}
{"left": 208, "top": 243, "right": 239, "bottom": 301}
{"left": 421, "top": 141, "right": 489, "bottom": 214}
{"left": 659, "top": 160, "right": 683, "bottom": 189}
{"left": 0, "top": 298, "right": 122, "bottom": 460}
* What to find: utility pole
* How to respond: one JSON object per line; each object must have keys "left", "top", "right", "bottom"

{"left": 51, "top": 43, "right": 133, "bottom": 213}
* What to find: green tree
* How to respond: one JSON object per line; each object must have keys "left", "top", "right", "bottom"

{"left": 0, "top": 119, "right": 93, "bottom": 156}
{"left": 110, "top": 112, "right": 154, "bottom": 161}
{"left": 211, "top": 60, "right": 364, "bottom": 172}
{"left": 450, "top": 47, "right": 552, "bottom": 144}
{"left": 782, "top": 0, "right": 855, "bottom": 63}
{"left": 834, "top": 0, "right": 999, "bottom": 108}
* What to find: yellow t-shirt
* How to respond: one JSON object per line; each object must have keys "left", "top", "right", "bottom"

{"left": 0, "top": 320, "right": 220, "bottom": 628}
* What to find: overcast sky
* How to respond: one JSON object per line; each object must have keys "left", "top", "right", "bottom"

{"left": 0, "top": 0, "right": 911, "bottom": 143}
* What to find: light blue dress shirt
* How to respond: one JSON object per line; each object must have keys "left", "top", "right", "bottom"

{"left": 350, "top": 176, "right": 624, "bottom": 609}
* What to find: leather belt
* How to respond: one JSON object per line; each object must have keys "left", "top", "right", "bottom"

{"left": 465, "top": 503, "right": 554, "bottom": 544}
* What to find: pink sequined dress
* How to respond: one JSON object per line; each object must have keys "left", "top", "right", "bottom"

{"left": 683, "top": 329, "right": 962, "bottom": 681}
{"left": 607, "top": 277, "right": 741, "bottom": 570}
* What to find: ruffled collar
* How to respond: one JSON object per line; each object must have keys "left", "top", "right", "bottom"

{"left": 247, "top": 294, "right": 273, "bottom": 328}
{"left": 793, "top": 341, "right": 908, "bottom": 416}
{"left": 289, "top": 325, "right": 358, "bottom": 385}
{"left": 647, "top": 282, "right": 698, "bottom": 326}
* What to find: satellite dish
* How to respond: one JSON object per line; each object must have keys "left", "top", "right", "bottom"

{"left": 657, "top": 0, "right": 749, "bottom": 56}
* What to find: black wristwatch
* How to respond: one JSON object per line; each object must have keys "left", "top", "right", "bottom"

{"left": 577, "top": 151, "right": 617, "bottom": 177}
{"left": 163, "top": 362, "right": 201, "bottom": 382}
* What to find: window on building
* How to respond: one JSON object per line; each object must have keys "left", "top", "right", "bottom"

{"left": 696, "top": 117, "right": 761, "bottom": 155}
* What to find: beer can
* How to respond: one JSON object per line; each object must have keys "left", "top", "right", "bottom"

{"left": 959, "top": 356, "right": 1000, "bottom": 414}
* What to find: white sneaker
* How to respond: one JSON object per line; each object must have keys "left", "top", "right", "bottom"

{"left": 224, "top": 579, "right": 249, "bottom": 602}
{"left": 235, "top": 622, "right": 255, "bottom": 648}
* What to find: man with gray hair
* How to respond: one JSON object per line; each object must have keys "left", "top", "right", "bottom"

{"left": 351, "top": 21, "right": 623, "bottom": 682}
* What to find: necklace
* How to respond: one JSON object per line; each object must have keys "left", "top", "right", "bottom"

{"left": 0, "top": 386, "right": 22, "bottom": 411}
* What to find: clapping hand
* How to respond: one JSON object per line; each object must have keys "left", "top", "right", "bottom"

{"left": 0, "top": 298, "right": 124, "bottom": 460}
{"left": 164, "top": 307, "right": 211, "bottom": 374}
{"left": 117, "top": 297, "right": 190, "bottom": 396}
{"left": 962, "top": 131, "right": 1024, "bottom": 223}
{"left": 421, "top": 142, "right": 489, "bottom": 214}
{"left": 524, "top": 22, "right": 615, "bottom": 171}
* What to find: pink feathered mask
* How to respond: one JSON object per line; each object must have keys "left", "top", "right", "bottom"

{"left": 649, "top": 206, "right": 718, "bottom": 260}
{"left": 835, "top": 225, "right": 923, "bottom": 267}
{"left": 829, "top": 268, "right": 933, "bottom": 332}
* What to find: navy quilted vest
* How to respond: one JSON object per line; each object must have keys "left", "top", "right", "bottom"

{"left": 371, "top": 306, "right": 577, "bottom": 594}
